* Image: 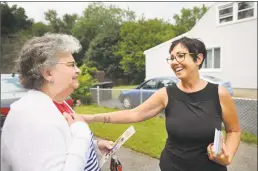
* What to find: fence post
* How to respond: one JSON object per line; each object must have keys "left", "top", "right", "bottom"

{"left": 140, "top": 88, "right": 143, "bottom": 104}
{"left": 97, "top": 86, "right": 100, "bottom": 105}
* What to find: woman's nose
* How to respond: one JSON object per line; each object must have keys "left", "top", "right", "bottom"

{"left": 75, "top": 65, "right": 80, "bottom": 74}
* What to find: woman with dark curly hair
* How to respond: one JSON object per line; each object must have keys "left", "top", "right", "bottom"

{"left": 83, "top": 37, "right": 241, "bottom": 171}
{"left": 1, "top": 33, "right": 113, "bottom": 171}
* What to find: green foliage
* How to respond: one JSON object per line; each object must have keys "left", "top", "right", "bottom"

{"left": 45, "top": 10, "right": 78, "bottom": 34}
{"left": 71, "top": 63, "right": 98, "bottom": 104}
{"left": 172, "top": 4, "right": 208, "bottom": 36}
{"left": 75, "top": 105, "right": 167, "bottom": 158}
{"left": 1, "top": 2, "right": 33, "bottom": 35}
{"left": 1, "top": 33, "right": 31, "bottom": 73}
{"left": 30, "top": 22, "right": 51, "bottom": 36}
{"left": 1, "top": 2, "right": 209, "bottom": 84}
{"left": 44, "top": 10, "right": 78, "bottom": 34}
{"left": 85, "top": 31, "right": 124, "bottom": 80}
{"left": 44, "top": 10, "right": 62, "bottom": 33}
{"left": 114, "top": 18, "right": 176, "bottom": 83}
{"left": 72, "top": 2, "right": 136, "bottom": 63}
{"left": 61, "top": 14, "right": 78, "bottom": 34}
{"left": 18, "top": 22, "right": 50, "bottom": 38}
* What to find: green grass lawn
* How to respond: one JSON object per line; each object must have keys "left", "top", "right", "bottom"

{"left": 75, "top": 105, "right": 257, "bottom": 159}
{"left": 75, "top": 105, "right": 166, "bottom": 158}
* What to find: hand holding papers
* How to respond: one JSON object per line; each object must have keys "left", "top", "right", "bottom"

{"left": 99, "top": 125, "right": 136, "bottom": 168}
{"left": 213, "top": 128, "right": 223, "bottom": 155}
{"left": 207, "top": 128, "right": 232, "bottom": 166}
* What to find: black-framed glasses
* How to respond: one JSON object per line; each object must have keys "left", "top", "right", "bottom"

{"left": 57, "top": 61, "right": 77, "bottom": 69}
{"left": 166, "top": 52, "right": 196, "bottom": 64}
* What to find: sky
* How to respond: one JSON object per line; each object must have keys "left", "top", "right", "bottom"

{"left": 7, "top": 1, "right": 214, "bottom": 24}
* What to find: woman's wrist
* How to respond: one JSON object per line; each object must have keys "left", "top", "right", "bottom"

{"left": 92, "top": 114, "right": 110, "bottom": 123}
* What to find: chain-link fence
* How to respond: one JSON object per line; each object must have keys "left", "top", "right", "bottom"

{"left": 89, "top": 87, "right": 257, "bottom": 135}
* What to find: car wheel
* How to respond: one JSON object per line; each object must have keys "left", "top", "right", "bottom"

{"left": 123, "top": 97, "right": 132, "bottom": 109}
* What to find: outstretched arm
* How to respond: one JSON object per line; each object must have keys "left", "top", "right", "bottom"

{"left": 82, "top": 87, "right": 168, "bottom": 123}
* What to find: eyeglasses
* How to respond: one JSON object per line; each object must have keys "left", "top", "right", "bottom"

{"left": 166, "top": 52, "right": 196, "bottom": 64}
{"left": 57, "top": 61, "right": 77, "bottom": 69}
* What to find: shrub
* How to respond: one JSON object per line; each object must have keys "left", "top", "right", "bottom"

{"left": 71, "top": 63, "right": 97, "bottom": 104}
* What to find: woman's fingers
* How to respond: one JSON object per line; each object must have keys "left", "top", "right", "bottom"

{"left": 63, "top": 112, "right": 73, "bottom": 125}
{"left": 207, "top": 143, "right": 215, "bottom": 160}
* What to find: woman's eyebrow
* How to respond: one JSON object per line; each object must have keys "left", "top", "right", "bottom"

{"left": 176, "top": 51, "right": 187, "bottom": 54}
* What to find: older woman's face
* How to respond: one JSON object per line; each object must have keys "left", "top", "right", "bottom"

{"left": 50, "top": 52, "right": 80, "bottom": 93}
{"left": 170, "top": 43, "right": 200, "bottom": 80}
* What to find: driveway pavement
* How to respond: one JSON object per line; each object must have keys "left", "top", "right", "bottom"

{"left": 101, "top": 142, "right": 257, "bottom": 171}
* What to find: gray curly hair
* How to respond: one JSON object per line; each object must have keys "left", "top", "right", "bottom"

{"left": 16, "top": 33, "right": 82, "bottom": 90}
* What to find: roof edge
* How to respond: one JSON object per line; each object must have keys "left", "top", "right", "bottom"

{"left": 143, "top": 31, "right": 189, "bottom": 55}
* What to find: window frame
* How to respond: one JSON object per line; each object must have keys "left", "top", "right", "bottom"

{"left": 217, "top": 2, "right": 257, "bottom": 27}
{"left": 237, "top": 2, "right": 255, "bottom": 20}
{"left": 201, "top": 46, "right": 222, "bottom": 72}
{"left": 218, "top": 3, "right": 234, "bottom": 24}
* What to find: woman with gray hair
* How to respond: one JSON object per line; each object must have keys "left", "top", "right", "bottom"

{"left": 1, "top": 33, "right": 113, "bottom": 171}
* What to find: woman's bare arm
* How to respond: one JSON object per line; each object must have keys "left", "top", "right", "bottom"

{"left": 82, "top": 87, "right": 168, "bottom": 123}
{"left": 219, "top": 86, "right": 241, "bottom": 163}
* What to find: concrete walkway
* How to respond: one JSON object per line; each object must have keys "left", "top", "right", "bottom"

{"left": 101, "top": 142, "right": 257, "bottom": 171}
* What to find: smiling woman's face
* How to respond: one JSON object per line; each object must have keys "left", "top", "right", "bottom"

{"left": 169, "top": 43, "right": 203, "bottom": 80}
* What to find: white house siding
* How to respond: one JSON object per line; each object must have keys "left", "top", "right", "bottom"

{"left": 145, "top": 42, "right": 174, "bottom": 80}
{"left": 144, "top": 32, "right": 189, "bottom": 80}
{"left": 144, "top": 2, "right": 257, "bottom": 89}
{"left": 188, "top": 2, "right": 257, "bottom": 89}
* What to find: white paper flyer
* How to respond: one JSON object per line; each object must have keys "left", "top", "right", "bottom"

{"left": 99, "top": 125, "right": 136, "bottom": 168}
{"left": 213, "top": 128, "right": 222, "bottom": 155}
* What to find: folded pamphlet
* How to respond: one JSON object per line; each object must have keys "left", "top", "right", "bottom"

{"left": 213, "top": 128, "right": 222, "bottom": 155}
{"left": 99, "top": 125, "right": 136, "bottom": 168}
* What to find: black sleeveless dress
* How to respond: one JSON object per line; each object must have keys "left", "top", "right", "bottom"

{"left": 159, "top": 82, "right": 227, "bottom": 171}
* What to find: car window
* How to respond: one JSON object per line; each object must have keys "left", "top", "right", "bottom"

{"left": 141, "top": 79, "right": 157, "bottom": 89}
{"left": 157, "top": 79, "right": 176, "bottom": 89}
{"left": 1, "top": 77, "right": 27, "bottom": 93}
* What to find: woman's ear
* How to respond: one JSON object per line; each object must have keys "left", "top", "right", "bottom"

{"left": 40, "top": 68, "right": 52, "bottom": 82}
{"left": 196, "top": 53, "right": 204, "bottom": 67}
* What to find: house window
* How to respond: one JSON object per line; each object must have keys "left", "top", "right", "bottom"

{"left": 203, "top": 48, "right": 221, "bottom": 69}
{"left": 219, "top": 3, "right": 234, "bottom": 23}
{"left": 237, "top": 2, "right": 255, "bottom": 20}
{"left": 218, "top": 2, "right": 256, "bottom": 25}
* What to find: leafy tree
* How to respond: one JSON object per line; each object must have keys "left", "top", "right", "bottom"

{"left": 172, "top": 4, "right": 208, "bottom": 36}
{"left": 1, "top": 2, "right": 33, "bottom": 35}
{"left": 44, "top": 9, "right": 78, "bottom": 34}
{"left": 44, "top": 10, "right": 62, "bottom": 33}
{"left": 72, "top": 2, "right": 136, "bottom": 63}
{"left": 19, "top": 22, "right": 50, "bottom": 38}
{"left": 61, "top": 14, "right": 78, "bottom": 34}
{"left": 114, "top": 18, "right": 176, "bottom": 83}
{"left": 30, "top": 22, "right": 51, "bottom": 36}
{"left": 85, "top": 31, "right": 124, "bottom": 80}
